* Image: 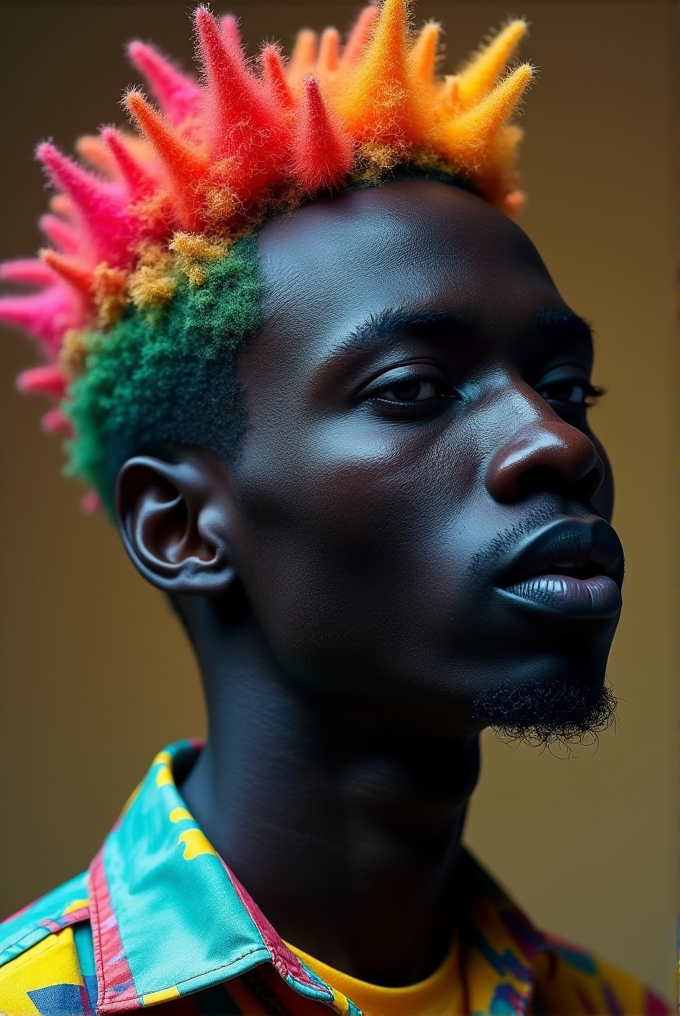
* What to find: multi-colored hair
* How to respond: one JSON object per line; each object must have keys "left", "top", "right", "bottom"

{"left": 0, "top": 0, "right": 532, "bottom": 511}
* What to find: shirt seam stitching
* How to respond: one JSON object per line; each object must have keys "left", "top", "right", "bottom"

{"left": 0, "top": 909, "right": 90, "bottom": 967}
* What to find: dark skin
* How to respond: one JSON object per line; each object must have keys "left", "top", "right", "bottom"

{"left": 117, "top": 180, "right": 623, "bottom": 986}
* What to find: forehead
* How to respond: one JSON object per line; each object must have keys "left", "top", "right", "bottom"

{"left": 255, "top": 178, "right": 563, "bottom": 344}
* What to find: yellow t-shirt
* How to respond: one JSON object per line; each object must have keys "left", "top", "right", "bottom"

{"left": 288, "top": 936, "right": 465, "bottom": 1016}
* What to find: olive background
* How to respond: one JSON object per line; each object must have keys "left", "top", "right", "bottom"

{"left": 0, "top": 0, "right": 676, "bottom": 999}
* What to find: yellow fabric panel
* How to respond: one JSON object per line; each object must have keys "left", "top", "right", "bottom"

{"left": 289, "top": 936, "right": 465, "bottom": 1016}
{"left": 0, "top": 927, "right": 83, "bottom": 1016}
{"left": 141, "top": 985, "right": 180, "bottom": 1005}
{"left": 533, "top": 948, "right": 647, "bottom": 1015}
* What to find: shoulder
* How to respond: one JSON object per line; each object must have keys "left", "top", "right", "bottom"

{"left": 534, "top": 934, "right": 671, "bottom": 1015}
{"left": 0, "top": 872, "right": 97, "bottom": 1015}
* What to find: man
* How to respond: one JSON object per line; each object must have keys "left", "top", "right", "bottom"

{"left": 0, "top": 2, "right": 668, "bottom": 1013}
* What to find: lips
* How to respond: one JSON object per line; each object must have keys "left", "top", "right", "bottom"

{"left": 497, "top": 518, "right": 624, "bottom": 619}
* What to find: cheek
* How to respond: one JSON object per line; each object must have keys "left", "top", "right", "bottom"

{"left": 229, "top": 416, "right": 481, "bottom": 678}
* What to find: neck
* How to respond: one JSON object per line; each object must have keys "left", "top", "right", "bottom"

{"left": 180, "top": 597, "right": 480, "bottom": 986}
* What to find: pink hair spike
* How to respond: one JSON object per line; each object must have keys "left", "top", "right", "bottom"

{"left": 0, "top": 259, "right": 55, "bottom": 287}
{"left": 127, "top": 40, "right": 202, "bottom": 127}
{"left": 16, "top": 365, "right": 67, "bottom": 399}
{"left": 41, "top": 407, "right": 73, "bottom": 436}
{"left": 0, "top": 286, "right": 81, "bottom": 354}
{"left": 81, "top": 490, "right": 101, "bottom": 513}
{"left": 40, "top": 214, "right": 81, "bottom": 256}
{"left": 37, "top": 143, "right": 137, "bottom": 268}
{"left": 101, "top": 127, "right": 157, "bottom": 198}
{"left": 220, "top": 14, "right": 242, "bottom": 52}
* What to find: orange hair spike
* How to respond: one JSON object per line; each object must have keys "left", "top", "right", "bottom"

{"left": 41, "top": 250, "right": 93, "bottom": 300}
{"left": 125, "top": 90, "right": 208, "bottom": 231}
{"left": 409, "top": 21, "right": 441, "bottom": 88}
{"left": 440, "top": 75, "right": 460, "bottom": 114}
{"left": 336, "top": 0, "right": 425, "bottom": 159}
{"left": 317, "top": 28, "right": 340, "bottom": 77}
{"left": 76, "top": 135, "right": 118, "bottom": 178}
{"left": 287, "top": 29, "right": 318, "bottom": 88}
{"left": 439, "top": 63, "right": 533, "bottom": 167}
{"left": 457, "top": 20, "right": 528, "bottom": 109}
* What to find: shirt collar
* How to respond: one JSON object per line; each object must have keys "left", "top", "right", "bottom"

{"left": 88, "top": 739, "right": 545, "bottom": 1014}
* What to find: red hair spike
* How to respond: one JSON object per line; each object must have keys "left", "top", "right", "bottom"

{"left": 293, "top": 77, "right": 353, "bottom": 192}
{"left": 261, "top": 45, "right": 296, "bottom": 111}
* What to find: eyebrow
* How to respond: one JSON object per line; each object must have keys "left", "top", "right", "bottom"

{"left": 536, "top": 308, "right": 594, "bottom": 346}
{"left": 336, "top": 305, "right": 594, "bottom": 355}
{"left": 340, "top": 307, "right": 473, "bottom": 351}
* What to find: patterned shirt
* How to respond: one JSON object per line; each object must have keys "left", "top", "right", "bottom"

{"left": 0, "top": 740, "right": 669, "bottom": 1015}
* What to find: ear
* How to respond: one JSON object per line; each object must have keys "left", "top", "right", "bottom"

{"left": 115, "top": 451, "right": 236, "bottom": 596}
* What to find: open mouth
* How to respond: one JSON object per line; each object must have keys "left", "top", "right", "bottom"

{"left": 497, "top": 519, "right": 624, "bottom": 619}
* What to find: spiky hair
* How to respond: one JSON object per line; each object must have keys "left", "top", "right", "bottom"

{"left": 0, "top": 0, "right": 532, "bottom": 510}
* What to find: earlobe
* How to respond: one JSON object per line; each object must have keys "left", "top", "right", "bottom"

{"left": 116, "top": 454, "right": 236, "bottom": 596}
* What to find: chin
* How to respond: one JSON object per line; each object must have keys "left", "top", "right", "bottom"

{"left": 471, "top": 652, "right": 617, "bottom": 747}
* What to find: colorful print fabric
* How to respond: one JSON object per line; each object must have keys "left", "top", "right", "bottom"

{"left": 0, "top": 740, "right": 669, "bottom": 1015}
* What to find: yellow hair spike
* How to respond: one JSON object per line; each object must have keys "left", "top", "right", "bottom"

{"left": 438, "top": 63, "right": 533, "bottom": 168}
{"left": 457, "top": 19, "right": 528, "bottom": 110}
{"left": 439, "top": 75, "right": 460, "bottom": 116}
{"left": 409, "top": 20, "right": 441, "bottom": 88}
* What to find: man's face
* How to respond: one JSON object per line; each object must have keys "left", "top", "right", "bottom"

{"left": 227, "top": 179, "right": 622, "bottom": 739}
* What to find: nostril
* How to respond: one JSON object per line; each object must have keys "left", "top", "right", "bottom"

{"left": 515, "top": 465, "right": 564, "bottom": 498}
{"left": 513, "top": 460, "right": 602, "bottom": 501}
{"left": 574, "top": 463, "right": 604, "bottom": 501}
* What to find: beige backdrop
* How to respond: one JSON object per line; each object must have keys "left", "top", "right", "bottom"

{"left": 0, "top": 0, "right": 676, "bottom": 1000}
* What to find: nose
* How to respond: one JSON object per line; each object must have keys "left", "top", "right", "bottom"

{"left": 486, "top": 416, "right": 605, "bottom": 504}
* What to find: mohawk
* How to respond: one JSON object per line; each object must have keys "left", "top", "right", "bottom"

{"left": 0, "top": 1, "right": 533, "bottom": 508}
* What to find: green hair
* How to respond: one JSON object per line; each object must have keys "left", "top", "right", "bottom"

{"left": 65, "top": 236, "right": 262, "bottom": 515}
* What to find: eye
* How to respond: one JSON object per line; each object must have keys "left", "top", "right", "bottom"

{"left": 358, "top": 365, "right": 456, "bottom": 419}
{"left": 378, "top": 378, "right": 447, "bottom": 403}
{"left": 536, "top": 377, "right": 604, "bottom": 408}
